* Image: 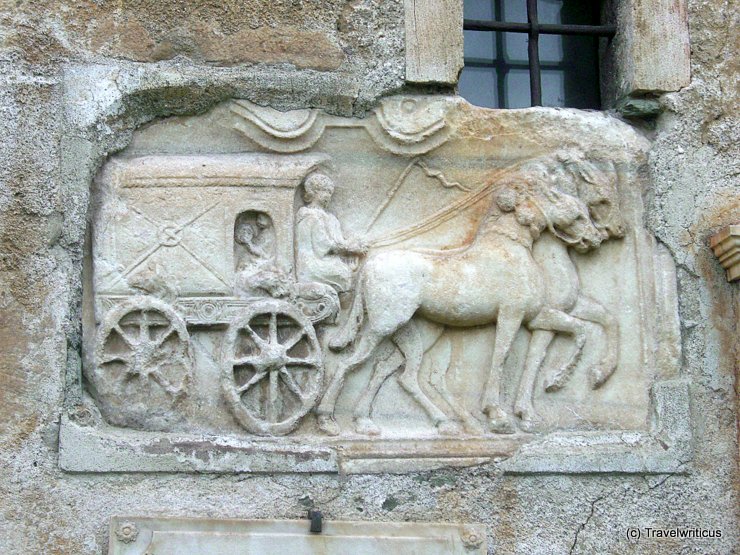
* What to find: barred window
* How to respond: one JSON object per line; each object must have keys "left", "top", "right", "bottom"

{"left": 459, "top": 0, "right": 615, "bottom": 109}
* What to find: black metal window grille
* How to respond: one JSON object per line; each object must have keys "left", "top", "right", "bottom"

{"left": 463, "top": 1, "right": 616, "bottom": 108}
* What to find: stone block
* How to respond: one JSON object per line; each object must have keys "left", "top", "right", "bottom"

{"left": 404, "top": 0, "right": 463, "bottom": 84}
{"left": 614, "top": 0, "right": 691, "bottom": 98}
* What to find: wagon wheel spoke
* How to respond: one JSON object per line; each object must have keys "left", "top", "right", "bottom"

{"left": 236, "top": 371, "right": 268, "bottom": 394}
{"left": 233, "top": 355, "right": 264, "bottom": 367}
{"left": 148, "top": 369, "right": 180, "bottom": 397}
{"left": 172, "top": 351, "right": 190, "bottom": 367}
{"left": 267, "top": 370, "right": 280, "bottom": 422}
{"left": 100, "top": 352, "right": 131, "bottom": 365}
{"left": 139, "top": 311, "right": 151, "bottom": 344}
{"left": 282, "top": 328, "right": 307, "bottom": 350}
{"left": 279, "top": 367, "right": 309, "bottom": 401}
{"left": 243, "top": 325, "right": 269, "bottom": 350}
{"left": 268, "top": 312, "right": 278, "bottom": 344}
{"left": 152, "top": 324, "right": 177, "bottom": 348}
{"left": 285, "top": 356, "right": 320, "bottom": 368}
{"left": 127, "top": 358, "right": 144, "bottom": 378}
{"left": 150, "top": 346, "right": 189, "bottom": 369}
{"left": 112, "top": 324, "right": 137, "bottom": 349}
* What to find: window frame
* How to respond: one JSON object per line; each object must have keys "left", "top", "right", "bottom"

{"left": 403, "top": 0, "right": 691, "bottom": 111}
{"left": 463, "top": 0, "right": 616, "bottom": 108}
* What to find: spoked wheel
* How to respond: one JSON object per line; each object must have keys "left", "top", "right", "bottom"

{"left": 222, "top": 299, "right": 323, "bottom": 436}
{"left": 92, "top": 297, "right": 192, "bottom": 427}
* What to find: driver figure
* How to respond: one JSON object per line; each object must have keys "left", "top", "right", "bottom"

{"left": 295, "top": 173, "right": 366, "bottom": 293}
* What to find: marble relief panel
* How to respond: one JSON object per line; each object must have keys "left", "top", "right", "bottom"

{"left": 64, "top": 96, "right": 684, "bottom": 473}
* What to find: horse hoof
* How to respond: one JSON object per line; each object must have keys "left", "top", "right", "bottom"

{"left": 317, "top": 414, "right": 341, "bottom": 436}
{"left": 463, "top": 419, "right": 485, "bottom": 435}
{"left": 486, "top": 408, "right": 516, "bottom": 434}
{"left": 518, "top": 415, "right": 546, "bottom": 433}
{"left": 543, "top": 375, "right": 564, "bottom": 393}
{"left": 514, "top": 404, "right": 532, "bottom": 419}
{"left": 519, "top": 418, "right": 547, "bottom": 434}
{"left": 354, "top": 417, "right": 381, "bottom": 436}
{"left": 437, "top": 420, "right": 463, "bottom": 436}
{"left": 328, "top": 333, "right": 351, "bottom": 352}
{"left": 589, "top": 366, "right": 613, "bottom": 389}
{"left": 489, "top": 418, "right": 516, "bottom": 434}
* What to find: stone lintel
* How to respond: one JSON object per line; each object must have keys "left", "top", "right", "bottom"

{"left": 404, "top": 0, "right": 464, "bottom": 85}
{"left": 615, "top": 0, "right": 691, "bottom": 98}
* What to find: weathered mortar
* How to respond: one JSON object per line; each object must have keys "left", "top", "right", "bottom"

{"left": 0, "top": 1, "right": 737, "bottom": 554}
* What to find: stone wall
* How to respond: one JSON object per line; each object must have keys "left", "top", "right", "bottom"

{"left": 0, "top": 1, "right": 737, "bottom": 554}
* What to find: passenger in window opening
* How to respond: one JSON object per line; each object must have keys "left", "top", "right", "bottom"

{"left": 235, "top": 213, "right": 272, "bottom": 268}
{"left": 295, "top": 173, "right": 367, "bottom": 294}
{"left": 234, "top": 213, "right": 292, "bottom": 298}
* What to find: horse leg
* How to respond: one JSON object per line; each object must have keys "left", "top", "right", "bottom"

{"left": 394, "top": 321, "right": 461, "bottom": 435}
{"left": 417, "top": 324, "right": 470, "bottom": 428}
{"left": 530, "top": 308, "right": 587, "bottom": 392}
{"left": 481, "top": 306, "right": 524, "bottom": 434}
{"left": 316, "top": 330, "right": 384, "bottom": 436}
{"left": 352, "top": 341, "right": 402, "bottom": 435}
{"left": 570, "top": 294, "right": 619, "bottom": 388}
{"left": 428, "top": 334, "right": 483, "bottom": 434}
{"left": 513, "top": 329, "right": 554, "bottom": 432}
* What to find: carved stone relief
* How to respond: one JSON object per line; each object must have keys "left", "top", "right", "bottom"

{"left": 66, "top": 96, "right": 684, "bottom": 474}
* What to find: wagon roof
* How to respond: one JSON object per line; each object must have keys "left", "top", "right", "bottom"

{"left": 111, "top": 153, "right": 330, "bottom": 189}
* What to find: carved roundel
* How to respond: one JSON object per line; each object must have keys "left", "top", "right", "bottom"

{"left": 195, "top": 299, "right": 225, "bottom": 321}
{"left": 222, "top": 299, "right": 323, "bottom": 436}
{"left": 93, "top": 296, "right": 193, "bottom": 427}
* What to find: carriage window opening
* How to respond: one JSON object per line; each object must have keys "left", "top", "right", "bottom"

{"left": 234, "top": 211, "right": 275, "bottom": 272}
{"left": 460, "top": 0, "right": 614, "bottom": 109}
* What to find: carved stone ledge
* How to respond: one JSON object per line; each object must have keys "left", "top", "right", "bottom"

{"left": 59, "top": 380, "right": 691, "bottom": 474}
{"left": 710, "top": 224, "right": 740, "bottom": 282}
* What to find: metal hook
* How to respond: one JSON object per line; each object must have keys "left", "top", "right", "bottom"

{"left": 308, "top": 509, "right": 323, "bottom": 533}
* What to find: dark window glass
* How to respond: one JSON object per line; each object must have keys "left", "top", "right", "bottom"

{"left": 460, "top": 0, "right": 604, "bottom": 109}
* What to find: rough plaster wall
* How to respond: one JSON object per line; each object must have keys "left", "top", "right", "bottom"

{"left": 0, "top": 1, "right": 737, "bottom": 554}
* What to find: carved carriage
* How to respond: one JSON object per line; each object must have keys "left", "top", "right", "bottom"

{"left": 91, "top": 153, "right": 336, "bottom": 435}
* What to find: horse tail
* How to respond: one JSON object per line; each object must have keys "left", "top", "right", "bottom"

{"left": 329, "top": 275, "right": 365, "bottom": 351}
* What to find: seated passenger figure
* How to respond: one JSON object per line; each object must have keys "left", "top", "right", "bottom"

{"left": 295, "top": 173, "right": 366, "bottom": 293}
{"left": 235, "top": 213, "right": 272, "bottom": 269}
{"left": 234, "top": 213, "right": 291, "bottom": 298}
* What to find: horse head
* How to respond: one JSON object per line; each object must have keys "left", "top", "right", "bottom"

{"left": 556, "top": 151, "right": 626, "bottom": 239}
{"left": 533, "top": 186, "right": 604, "bottom": 253}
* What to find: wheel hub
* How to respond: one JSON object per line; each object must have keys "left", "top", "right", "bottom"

{"left": 261, "top": 343, "right": 288, "bottom": 372}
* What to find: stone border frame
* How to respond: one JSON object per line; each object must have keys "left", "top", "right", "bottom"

{"left": 58, "top": 63, "right": 692, "bottom": 476}
{"left": 59, "top": 382, "right": 691, "bottom": 475}
{"left": 405, "top": 0, "right": 691, "bottom": 106}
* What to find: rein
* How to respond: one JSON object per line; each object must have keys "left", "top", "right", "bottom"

{"left": 367, "top": 161, "right": 527, "bottom": 248}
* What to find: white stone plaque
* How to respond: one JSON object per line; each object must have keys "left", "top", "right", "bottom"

{"left": 108, "top": 517, "right": 486, "bottom": 555}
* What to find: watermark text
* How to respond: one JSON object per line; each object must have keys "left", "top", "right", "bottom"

{"left": 626, "top": 527, "right": 722, "bottom": 541}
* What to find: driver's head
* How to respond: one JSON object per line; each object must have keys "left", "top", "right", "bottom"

{"left": 303, "top": 173, "right": 335, "bottom": 206}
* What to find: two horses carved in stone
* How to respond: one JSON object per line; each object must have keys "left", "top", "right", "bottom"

{"left": 316, "top": 155, "right": 621, "bottom": 437}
